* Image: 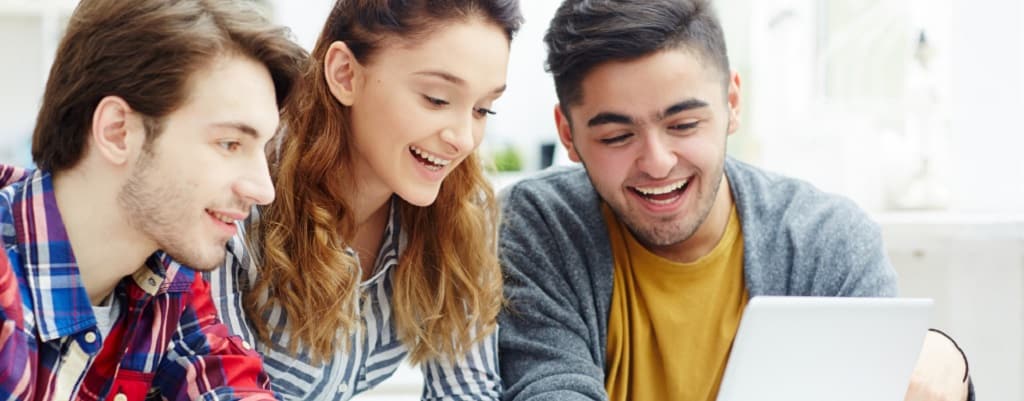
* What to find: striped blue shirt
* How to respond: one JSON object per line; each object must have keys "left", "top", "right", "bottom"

{"left": 206, "top": 202, "right": 501, "bottom": 400}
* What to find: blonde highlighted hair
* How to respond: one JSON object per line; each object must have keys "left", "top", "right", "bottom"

{"left": 244, "top": 0, "right": 522, "bottom": 364}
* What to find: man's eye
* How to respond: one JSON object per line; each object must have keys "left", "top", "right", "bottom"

{"left": 219, "top": 141, "right": 241, "bottom": 152}
{"left": 600, "top": 133, "right": 632, "bottom": 145}
{"left": 670, "top": 121, "right": 700, "bottom": 131}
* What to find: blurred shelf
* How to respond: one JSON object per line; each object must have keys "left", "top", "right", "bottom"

{"left": 874, "top": 211, "right": 1024, "bottom": 227}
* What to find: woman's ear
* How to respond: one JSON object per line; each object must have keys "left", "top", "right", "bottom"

{"left": 324, "top": 41, "right": 362, "bottom": 106}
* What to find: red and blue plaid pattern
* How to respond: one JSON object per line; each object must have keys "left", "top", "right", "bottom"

{"left": 0, "top": 165, "right": 276, "bottom": 400}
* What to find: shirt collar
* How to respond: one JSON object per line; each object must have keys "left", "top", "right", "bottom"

{"left": 11, "top": 169, "right": 192, "bottom": 341}
{"left": 359, "top": 196, "right": 403, "bottom": 286}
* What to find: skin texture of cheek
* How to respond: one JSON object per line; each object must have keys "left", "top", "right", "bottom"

{"left": 118, "top": 150, "right": 237, "bottom": 271}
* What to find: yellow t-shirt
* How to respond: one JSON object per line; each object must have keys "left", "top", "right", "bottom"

{"left": 603, "top": 203, "right": 748, "bottom": 401}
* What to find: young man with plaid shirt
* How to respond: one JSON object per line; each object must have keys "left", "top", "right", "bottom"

{"left": 0, "top": 0, "right": 305, "bottom": 399}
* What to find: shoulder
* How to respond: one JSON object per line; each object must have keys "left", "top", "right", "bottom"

{"left": 0, "top": 168, "right": 30, "bottom": 221}
{"left": 0, "top": 165, "right": 30, "bottom": 189}
{"left": 0, "top": 170, "right": 35, "bottom": 320}
{"left": 727, "top": 158, "right": 894, "bottom": 295}
{"left": 498, "top": 166, "right": 605, "bottom": 256}
{"left": 727, "top": 157, "right": 877, "bottom": 242}
{"left": 0, "top": 241, "right": 25, "bottom": 326}
{"left": 0, "top": 165, "right": 32, "bottom": 208}
{"left": 500, "top": 166, "right": 590, "bottom": 201}
{"left": 499, "top": 166, "right": 601, "bottom": 232}
{"left": 497, "top": 166, "right": 614, "bottom": 299}
{"left": 0, "top": 171, "right": 31, "bottom": 271}
{"left": 0, "top": 185, "right": 16, "bottom": 252}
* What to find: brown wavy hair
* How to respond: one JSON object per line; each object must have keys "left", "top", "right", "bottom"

{"left": 244, "top": 0, "right": 522, "bottom": 364}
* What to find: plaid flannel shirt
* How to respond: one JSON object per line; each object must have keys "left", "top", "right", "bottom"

{"left": 0, "top": 164, "right": 277, "bottom": 400}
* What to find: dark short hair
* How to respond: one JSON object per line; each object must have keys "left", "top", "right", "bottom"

{"left": 544, "top": 0, "right": 730, "bottom": 115}
{"left": 32, "top": 0, "right": 308, "bottom": 173}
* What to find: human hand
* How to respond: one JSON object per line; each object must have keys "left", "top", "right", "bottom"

{"left": 904, "top": 330, "right": 968, "bottom": 401}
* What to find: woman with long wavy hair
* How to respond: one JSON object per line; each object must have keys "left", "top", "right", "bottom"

{"left": 206, "top": 1, "right": 522, "bottom": 399}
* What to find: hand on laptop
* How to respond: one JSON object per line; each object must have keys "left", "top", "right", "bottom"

{"left": 904, "top": 330, "right": 969, "bottom": 401}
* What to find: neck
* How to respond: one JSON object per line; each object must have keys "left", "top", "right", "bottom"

{"left": 350, "top": 188, "right": 392, "bottom": 230}
{"left": 53, "top": 168, "right": 156, "bottom": 305}
{"left": 348, "top": 156, "right": 396, "bottom": 229}
{"left": 346, "top": 180, "right": 392, "bottom": 280}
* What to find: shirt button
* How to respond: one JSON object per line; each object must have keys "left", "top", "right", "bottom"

{"left": 337, "top": 383, "right": 349, "bottom": 393}
{"left": 113, "top": 393, "right": 128, "bottom": 401}
{"left": 241, "top": 341, "right": 252, "bottom": 350}
{"left": 84, "top": 332, "right": 97, "bottom": 344}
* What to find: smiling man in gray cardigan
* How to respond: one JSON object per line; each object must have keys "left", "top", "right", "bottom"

{"left": 497, "top": 1, "right": 973, "bottom": 400}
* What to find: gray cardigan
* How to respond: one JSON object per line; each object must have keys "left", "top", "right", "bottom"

{"left": 496, "top": 157, "right": 899, "bottom": 401}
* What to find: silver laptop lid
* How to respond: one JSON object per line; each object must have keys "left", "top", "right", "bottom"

{"left": 716, "top": 296, "right": 933, "bottom": 401}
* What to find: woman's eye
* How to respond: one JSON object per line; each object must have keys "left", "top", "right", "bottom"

{"left": 474, "top": 107, "right": 497, "bottom": 118}
{"left": 423, "top": 95, "right": 449, "bottom": 107}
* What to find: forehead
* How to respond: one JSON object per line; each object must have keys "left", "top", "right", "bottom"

{"left": 571, "top": 48, "right": 725, "bottom": 121}
{"left": 169, "top": 54, "right": 279, "bottom": 137}
{"left": 364, "top": 18, "right": 510, "bottom": 90}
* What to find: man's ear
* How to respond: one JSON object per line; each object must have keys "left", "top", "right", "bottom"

{"left": 726, "top": 71, "right": 742, "bottom": 135}
{"left": 324, "top": 41, "right": 362, "bottom": 106}
{"left": 554, "top": 104, "right": 581, "bottom": 163}
{"left": 90, "top": 96, "right": 145, "bottom": 166}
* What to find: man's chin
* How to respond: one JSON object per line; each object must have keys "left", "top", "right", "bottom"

{"left": 633, "top": 231, "right": 688, "bottom": 249}
{"left": 164, "top": 248, "right": 225, "bottom": 272}
{"left": 183, "top": 259, "right": 221, "bottom": 272}
{"left": 624, "top": 217, "right": 698, "bottom": 249}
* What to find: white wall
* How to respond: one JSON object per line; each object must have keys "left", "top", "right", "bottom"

{"left": 483, "top": 1, "right": 561, "bottom": 170}
{"left": 267, "top": 0, "right": 333, "bottom": 51}
{"left": 0, "top": 1, "right": 73, "bottom": 167}
{"left": 0, "top": 14, "right": 42, "bottom": 165}
{"left": 950, "top": 0, "right": 1024, "bottom": 213}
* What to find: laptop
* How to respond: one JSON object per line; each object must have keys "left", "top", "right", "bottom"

{"left": 716, "top": 296, "right": 933, "bottom": 401}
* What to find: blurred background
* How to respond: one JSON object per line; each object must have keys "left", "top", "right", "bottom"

{"left": 1, "top": 0, "right": 1021, "bottom": 399}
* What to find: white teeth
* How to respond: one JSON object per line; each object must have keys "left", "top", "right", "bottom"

{"left": 634, "top": 180, "right": 688, "bottom": 195}
{"left": 410, "top": 146, "right": 452, "bottom": 167}
{"left": 648, "top": 197, "right": 676, "bottom": 205}
{"left": 209, "top": 211, "right": 235, "bottom": 225}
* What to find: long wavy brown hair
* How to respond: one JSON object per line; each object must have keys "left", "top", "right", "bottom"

{"left": 244, "top": 0, "right": 522, "bottom": 364}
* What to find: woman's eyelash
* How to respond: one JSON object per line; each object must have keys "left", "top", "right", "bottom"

{"left": 423, "top": 95, "right": 449, "bottom": 106}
